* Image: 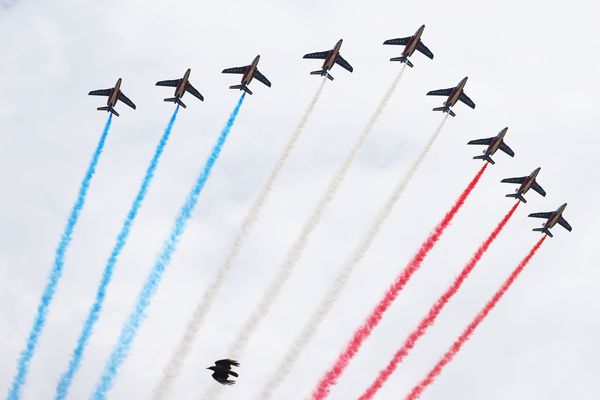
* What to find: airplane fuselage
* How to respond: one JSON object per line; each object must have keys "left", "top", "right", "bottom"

{"left": 486, "top": 128, "right": 508, "bottom": 156}
{"left": 403, "top": 25, "right": 424, "bottom": 57}
{"left": 517, "top": 168, "right": 541, "bottom": 195}
{"left": 107, "top": 78, "right": 121, "bottom": 107}
{"left": 242, "top": 55, "right": 260, "bottom": 86}
{"left": 175, "top": 69, "right": 191, "bottom": 98}
{"left": 544, "top": 203, "right": 567, "bottom": 229}
{"left": 322, "top": 39, "right": 343, "bottom": 71}
{"left": 446, "top": 77, "right": 468, "bottom": 107}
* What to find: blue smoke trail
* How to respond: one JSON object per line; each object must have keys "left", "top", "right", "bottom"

{"left": 92, "top": 94, "right": 246, "bottom": 399}
{"left": 7, "top": 115, "right": 113, "bottom": 400}
{"left": 54, "top": 107, "right": 180, "bottom": 400}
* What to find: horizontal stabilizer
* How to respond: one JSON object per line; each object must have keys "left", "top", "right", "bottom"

{"left": 432, "top": 106, "right": 455, "bottom": 117}
{"left": 390, "top": 56, "right": 413, "bottom": 67}
{"left": 310, "top": 70, "right": 334, "bottom": 81}
{"left": 229, "top": 84, "right": 253, "bottom": 95}
{"left": 473, "top": 154, "right": 495, "bottom": 164}
{"left": 533, "top": 227, "right": 553, "bottom": 238}
{"left": 97, "top": 106, "right": 119, "bottom": 117}
{"left": 164, "top": 97, "right": 187, "bottom": 108}
{"left": 506, "top": 193, "right": 526, "bottom": 203}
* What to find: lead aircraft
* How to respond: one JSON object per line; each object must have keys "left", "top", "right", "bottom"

{"left": 383, "top": 24, "right": 434, "bottom": 67}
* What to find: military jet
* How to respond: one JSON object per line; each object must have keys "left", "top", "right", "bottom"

{"left": 501, "top": 167, "right": 546, "bottom": 203}
{"left": 222, "top": 55, "right": 271, "bottom": 95}
{"left": 529, "top": 203, "right": 572, "bottom": 238}
{"left": 383, "top": 24, "right": 434, "bottom": 67}
{"left": 207, "top": 359, "right": 240, "bottom": 385}
{"left": 467, "top": 127, "right": 515, "bottom": 165}
{"left": 303, "top": 39, "right": 353, "bottom": 81}
{"left": 155, "top": 68, "right": 204, "bottom": 108}
{"left": 88, "top": 78, "right": 136, "bottom": 117}
{"left": 427, "top": 77, "right": 475, "bottom": 117}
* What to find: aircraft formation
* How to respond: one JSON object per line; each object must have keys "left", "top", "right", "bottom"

{"left": 87, "top": 25, "right": 571, "bottom": 239}
{"left": 8, "top": 23, "right": 573, "bottom": 400}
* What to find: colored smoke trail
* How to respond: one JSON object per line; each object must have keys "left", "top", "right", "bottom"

{"left": 92, "top": 94, "right": 245, "bottom": 400}
{"left": 311, "top": 162, "right": 488, "bottom": 400}
{"left": 152, "top": 79, "right": 327, "bottom": 399}
{"left": 228, "top": 67, "right": 406, "bottom": 360}
{"left": 406, "top": 235, "right": 547, "bottom": 400}
{"left": 6, "top": 115, "right": 112, "bottom": 400}
{"left": 360, "top": 201, "right": 520, "bottom": 400}
{"left": 259, "top": 114, "right": 449, "bottom": 399}
{"left": 54, "top": 107, "right": 180, "bottom": 400}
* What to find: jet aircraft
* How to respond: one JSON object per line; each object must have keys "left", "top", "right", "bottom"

{"left": 383, "top": 24, "right": 434, "bottom": 67}
{"left": 88, "top": 78, "right": 136, "bottom": 117}
{"left": 222, "top": 55, "right": 271, "bottom": 95}
{"left": 501, "top": 167, "right": 546, "bottom": 203}
{"left": 156, "top": 68, "right": 204, "bottom": 108}
{"left": 529, "top": 203, "right": 572, "bottom": 237}
{"left": 427, "top": 77, "right": 475, "bottom": 117}
{"left": 467, "top": 127, "right": 515, "bottom": 164}
{"left": 303, "top": 39, "right": 353, "bottom": 81}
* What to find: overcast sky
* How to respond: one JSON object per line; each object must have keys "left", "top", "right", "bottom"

{"left": 1, "top": 0, "right": 599, "bottom": 399}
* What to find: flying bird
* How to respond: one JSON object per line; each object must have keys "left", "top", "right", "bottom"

{"left": 207, "top": 359, "right": 240, "bottom": 385}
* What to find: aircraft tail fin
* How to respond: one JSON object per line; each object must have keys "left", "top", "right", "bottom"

{"left": 432, "top": 106, "right": 455, "bottom": 117}
{"left": 229, "top": 84, "right": 253, "bottom": 95}
{"left": 97, "top": 106, "right": 119, "bottom": 117}
{"left": 506, "top": 193, "right": 527, "bottom": 203}
{"left": 533, "top": 227, "right": 553, "bottom": 238}
{"left": 473, "top": 154, "right": 495, "bottom": 165}
{"left": 311, "top": 70, "right": 334, "bottom": 81}
{"left": 164, "top": 97, "right": 187, "bottom": 108}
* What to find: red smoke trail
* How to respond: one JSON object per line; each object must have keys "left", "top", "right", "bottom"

{"left": 405, "top": 235, "right": 547, "bottom": 400}
{"left": 311, "top": 163, "right": 489, "bottom": 400}
{"left": 359, "top": 201, "right": 520, "bottom": 400}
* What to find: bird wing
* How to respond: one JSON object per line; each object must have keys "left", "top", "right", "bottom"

{"left": 215, "top": 359, "right": 239, "bottom": 368}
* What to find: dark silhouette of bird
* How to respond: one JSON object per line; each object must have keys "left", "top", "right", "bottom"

{"left": 207, "top": 359, "right": 240, "bottom": 385}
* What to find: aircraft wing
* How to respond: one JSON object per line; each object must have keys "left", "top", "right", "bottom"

{"left": 528, "top": 212, "right": 553, "bottom": 219}
{"left": 501, "top": 176, "right": 527, "bottom": 185}
{"left": 383, "top": 37, "right": 410, "bottom": 46}
{"left": 222, "top": 66, "right": 248, "bottom": 74}
{"left": 427, "top": 88, "right": 453, "bottom": 96}
{"left": 499, "top": 142, "right": 515, "bottom": 157}
{"left": 88, "top": 88, "right": 112, "bottom": 96}
{"left": 558, "top": 216, "right": 572, "bottom": 231}
{"left": 254, "top": 70, "right": 272, "bottom": 87}
{"left": 467, "top": 137, "right": 494, "bottom": 146}
{"left": 156, "top": 79, "right": 180, "bottom": 87}
{"left": 186, "top": 83, "right": 204, "bottom": 101}
{"left": 303, "top": 50, "right": 330, "bottom": 60}
{"left": 118, "top": 92, "right": 136, "bottom": 110}
{"left": 335, "top": 54, "right": 353, "bottom": 72}
{"left": 416, "top": 41, "right": 434, "bottom": 59}
{"left": 459, "top": 92, "right": 476, "bottom": 109}
{"left": 531, "top": 181, "right": 547, "bottom": 196}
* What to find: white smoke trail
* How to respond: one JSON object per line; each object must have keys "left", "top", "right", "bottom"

{"left": 152, "top": 79, "right": 327, "bottom": 400}
{"left": 258, "top": 114, "right": 449, "bottom": 399}
{"left": 227, "top": 66, "right": 407, "bottom": 361}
